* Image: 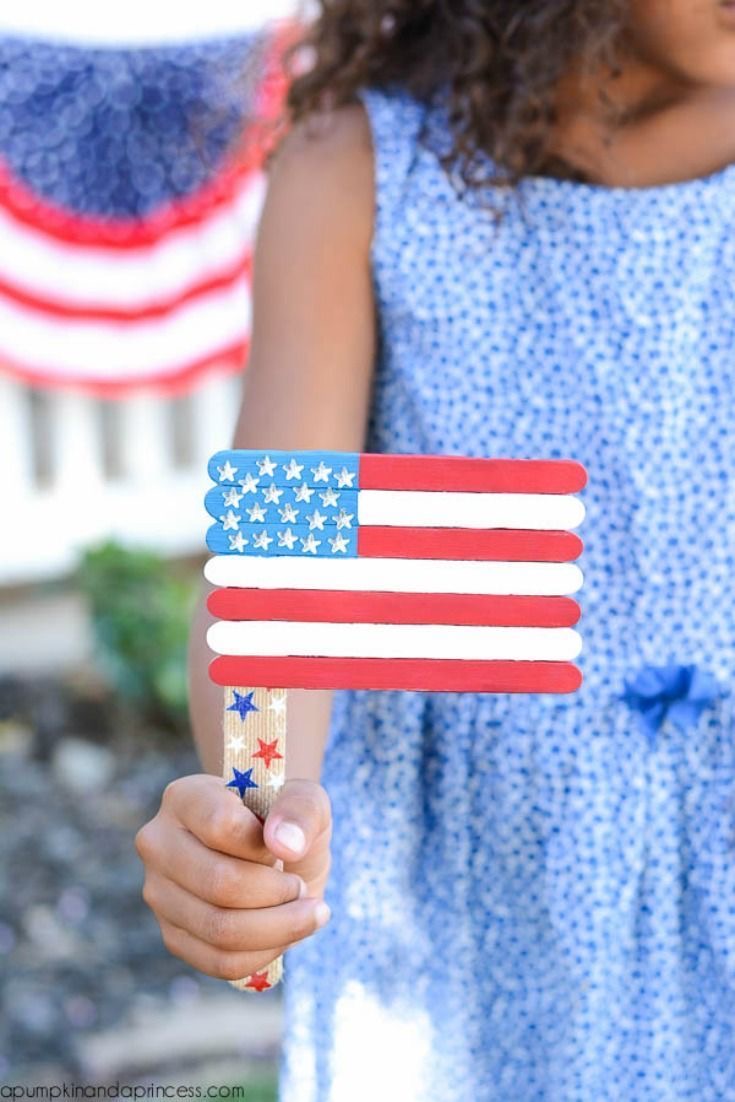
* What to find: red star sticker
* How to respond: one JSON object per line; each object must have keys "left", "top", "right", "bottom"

{"left": 251, "top": 737, "right": 284, "bottom": 769}
{"left": 245, "top": 970, "right": 271, "bottom": 992}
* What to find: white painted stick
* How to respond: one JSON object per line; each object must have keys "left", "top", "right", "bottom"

{"left": 208, "top": 622, "right": 583, "bottom": 662}
{"left": 204, "top": 556, "right": 584, "bottom": 596}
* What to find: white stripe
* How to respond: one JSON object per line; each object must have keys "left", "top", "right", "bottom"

{"left": 0, "top": 275, "right": 250, "bottom": 380}
{"left": 204, "top": 556, "right": 583, "bottom": 595}
{"left": 0, "top": 1, "right": 299, "bottom": 45}
{"left": 0, "top": 174, "right": 264, "bottom": 307}
{"left": 358, "top": 490, "right": 585, "bottom": 530}
{"left": 208, "top": 621, "right": 583, "bottom": 661}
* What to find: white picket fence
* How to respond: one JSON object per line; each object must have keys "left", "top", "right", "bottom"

{"left": 0, "top": 367, "right": 242, "bottom": 585}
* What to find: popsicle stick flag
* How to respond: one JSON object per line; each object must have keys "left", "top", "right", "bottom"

{"left": 204, "top": 449, "right": 587, "bottom": 990}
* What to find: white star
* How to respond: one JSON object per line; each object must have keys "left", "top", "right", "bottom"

{"left": 222, "top": 487, "right": 243, "bottom": 507}
{"left": 294, "top": 483, "right": 315, "bottom": 503}
{"left": 228, "top": 533, "right": 248, "bottom": 553}
{"left": 267, "top": 773, "right": 286, "bottom": 790}
{"left": 301, "top": 533, "right": 321, "bottom": 554}
{"left": 282, "top": 458, "right": 304, "bottom": 481}
{"left": 268, "top": 693, "right": 287, "bottom": 716}
{"left": 262, "top": 484, "right": 284, "bottom": 504}
{"left": 257, "top": 455, "right": 277, "bottom": 477}
{"left": 328, "top": 533, "right": 349, "bottom": 554}
{"left": 279, "top": 503, "right": 299, "bottom": 523}
{"left": 305, "top": 509, "right": 327, "bottom": 531}
{"left": 220, "top": 510, "right": 241, "bottom": 531}
{"left": 335, "top": 509, "right": 354, "bottom": 530}
{"left": 335, "top": 466, "right": 356, "bottom": 488}
{"left": 311, "top": 461, "right": 332, "bottom": 483}
{"left": 239, "top": 473, "right": 260, "bottom": 494}
{"left": 320, "top": 487, "right": 340, "bottom": 507}
{"left": 217, "top": 460, "right": 238, "bottom": 482}
{"left": 277, "top": 528, "right": 298, "bottom": 550}
{"left": 246, "top": 502, "right": 267, "bottom": 523}
{"left": 253, "top": 530, "right": 274, "bottom": 551}
{"left": 227, "top": 734, "right": 246, "bottom": 752}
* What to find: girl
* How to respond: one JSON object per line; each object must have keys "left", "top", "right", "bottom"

{"left": 135, "top": 2, "right": 735, "bottom": 1099}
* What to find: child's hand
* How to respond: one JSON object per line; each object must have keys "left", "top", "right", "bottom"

{"left": 135, "top": 774, "right": 332, "bottom": 980}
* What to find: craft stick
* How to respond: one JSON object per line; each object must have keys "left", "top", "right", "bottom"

{"left": 208, "top": 590, "right": 582, "bottom": 628}
{"left": 204, "top": 556, "right": 584, "bottom": 595}
{"left": 212, "top": 657, "right": 583, "bottom": 694}
{"left": 208, "top": 621, "right": 583, "bottom": 662}
{"left": 204, "top": 487, "right": 585, "bottom": 531}
{"left": 210, "top": 451, "right": 587, "bottom": 494}
{"left": 222, "top": 685, "right": 287, "bottom": 992}
{"left": 204, "top": 514, "right": 584, "bottom": 563}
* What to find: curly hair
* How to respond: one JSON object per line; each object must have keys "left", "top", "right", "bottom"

{"left": 284, "top": 1, "right": 628, "bottom": 191}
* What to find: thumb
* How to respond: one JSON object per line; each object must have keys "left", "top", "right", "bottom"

{"left": 263, "top": 778, "right": 332, "bottom": 889}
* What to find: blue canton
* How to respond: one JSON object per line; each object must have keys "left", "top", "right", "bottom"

{"left": 206, "top": 451, "right": 359, "bottom": 557}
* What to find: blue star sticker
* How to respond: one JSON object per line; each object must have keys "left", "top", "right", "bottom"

{"left": 226, "top": 690, "right": 260, "bottom": 721}
{"left": 226, "top": 766, "right": 259, "bottom": 797}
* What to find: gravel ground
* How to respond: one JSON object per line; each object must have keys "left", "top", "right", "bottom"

{"left": 0, "top": 674, "right": 282, "bottom": 1088}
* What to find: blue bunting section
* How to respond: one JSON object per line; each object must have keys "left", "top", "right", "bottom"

{"left": 0, "top": 28, "right": 290, "bottom": 392}
{"left": 0, "top": 33, "right": 267, "bottom": 217}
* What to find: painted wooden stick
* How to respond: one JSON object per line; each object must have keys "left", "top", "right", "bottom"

{"left": 222, "top": 684, "right": 287, "bottom": 992}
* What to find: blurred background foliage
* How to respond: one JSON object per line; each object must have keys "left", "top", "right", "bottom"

{"left": 77, "top": 541, "right": 198, "bottom": 733}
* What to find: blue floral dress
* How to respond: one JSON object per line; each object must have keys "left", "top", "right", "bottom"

{"left": 278, "top": 84, "right": 735, "bottom": 1102}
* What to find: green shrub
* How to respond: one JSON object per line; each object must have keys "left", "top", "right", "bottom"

{"left": 78, "top": 541, "right": 198, "bottom": 730}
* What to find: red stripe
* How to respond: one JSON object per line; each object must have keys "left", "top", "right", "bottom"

{"left": 0, "top": 254, "right": 252, "bottom": 322}
{"left": 0, "top": 337, "right": 247, "bottom": 397}
{"left": 358, "top": 455, "right": 587, "bottom": 494}
{"left": 0, "top": 30, "right": 288, "bottom": 250}
{"left": 210, "top": 656, "right": 583, "bottom": 693}
{"left": 207, "top": 589, "right": 580, "bottom": 627}
{"left": 357, "top": 527, "right": 582, "bottom": 562}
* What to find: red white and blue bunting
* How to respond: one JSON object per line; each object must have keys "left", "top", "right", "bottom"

{"left": 0, "top": 12, "right": 292, "bottom": 393}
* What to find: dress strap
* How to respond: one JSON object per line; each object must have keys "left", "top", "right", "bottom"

{"left": 355, "top": 84, "right": 427, "bottom": 253}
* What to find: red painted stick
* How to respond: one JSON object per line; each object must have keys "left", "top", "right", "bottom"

{"left": 211, "top": 656, "right": 583, "bottom": 694}
{"left": 207, "top": 589, "right": 581, "bottom": 628}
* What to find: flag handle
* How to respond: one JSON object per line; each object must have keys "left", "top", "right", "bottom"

{"left": 223, "top": 685, "right": 287, "bottom": 991}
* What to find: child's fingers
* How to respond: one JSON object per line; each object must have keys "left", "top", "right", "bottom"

{"left": 144, "top": 871, "right": 329, "bottom": 954}
{"left": 137, "top": 822, "right": 303, "bottom": 909}
{"left": 160, "top": 773, "right": 272, "bottom": 864}
{"left": 157, "top": 916, "right": 292, "bottom": 982}
{"left": 262, "top": 778, "right": 333, "bottom": 886}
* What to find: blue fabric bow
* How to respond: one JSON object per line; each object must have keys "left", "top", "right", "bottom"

{"left": 622, "top": 663, "right": 721, "bottom": 743}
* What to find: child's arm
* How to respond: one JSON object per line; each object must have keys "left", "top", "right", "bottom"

{"left": 189, "top": 103, "right": 376, "bottom": 781}
{"left": 135, "top": 103, "right": 376, "bottom": 981}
